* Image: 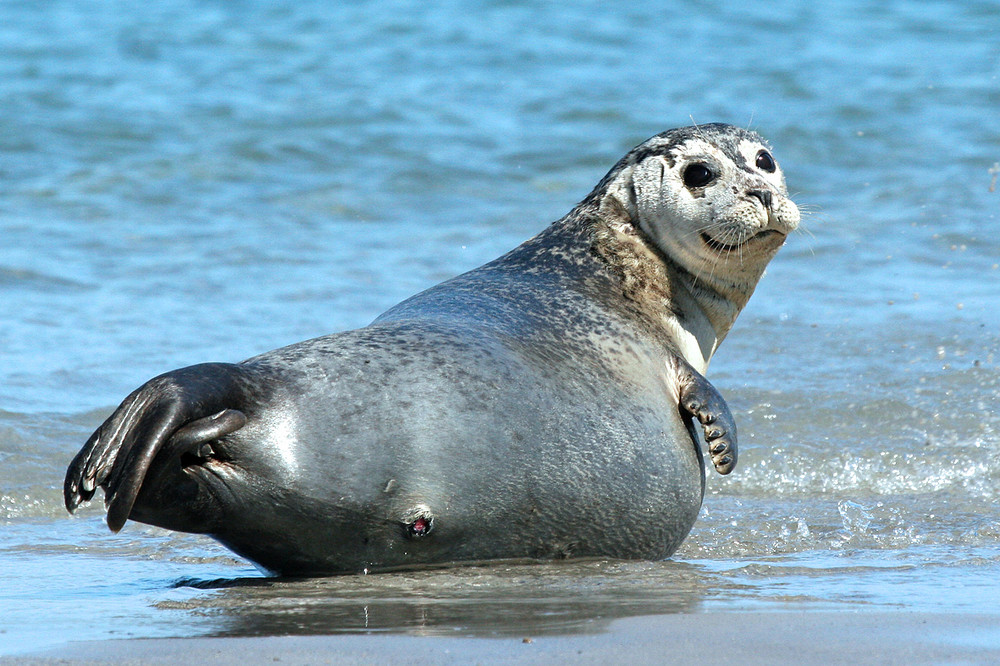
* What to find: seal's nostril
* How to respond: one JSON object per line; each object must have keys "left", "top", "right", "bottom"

{"left": 748, "top": 190, "right": 772, "bottom": 209}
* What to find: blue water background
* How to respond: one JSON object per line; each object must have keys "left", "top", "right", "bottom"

{"left": 2, "top": 0, "right": 999, "bottom": 656}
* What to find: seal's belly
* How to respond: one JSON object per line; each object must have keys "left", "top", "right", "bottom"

{"left": 430, "top": 378, "right": 704, "bottom": 562}
{"left": 215, "top": 337, "right": 705, "bottom": 574}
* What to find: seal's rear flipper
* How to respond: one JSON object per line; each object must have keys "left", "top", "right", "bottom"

{"left": 64, "top": 363, "right": 252, "bottom": 532}
{"left": 168, "top": 409, "right": 247, "bottom": 457}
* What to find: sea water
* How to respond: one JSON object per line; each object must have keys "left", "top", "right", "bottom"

{"left": 2, "top": 0, "right": 999, "bottom": 655}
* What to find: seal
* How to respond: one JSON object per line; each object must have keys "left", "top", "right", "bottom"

{"left": 64, "top": 123, "right": 799, "bottom": 575}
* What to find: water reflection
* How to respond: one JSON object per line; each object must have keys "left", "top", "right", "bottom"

{"left": 161, "top": 559, "right": 726, "bottom": 638}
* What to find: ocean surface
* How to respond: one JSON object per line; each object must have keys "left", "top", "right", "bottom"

{"left": 2, "top": 0, "right": 999, "bottom": 656}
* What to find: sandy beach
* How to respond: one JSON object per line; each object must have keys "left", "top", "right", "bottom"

{"left": 9, "top": 611, "right": 1000, "bottom": 665}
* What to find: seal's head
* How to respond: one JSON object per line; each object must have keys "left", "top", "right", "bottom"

{"left": 594, "top": 123, "right": 800, "bottom": 304}
{"left": 582, "top": 123, "right": 800, "bottom": 367}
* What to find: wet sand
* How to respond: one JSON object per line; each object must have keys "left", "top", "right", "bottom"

{"left": 10, "top": 611, "right": 1000, "bottom": 665}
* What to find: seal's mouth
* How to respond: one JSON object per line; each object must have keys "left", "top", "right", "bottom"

{"left": 701, "top": 229, "right": 784, "bottom": 253}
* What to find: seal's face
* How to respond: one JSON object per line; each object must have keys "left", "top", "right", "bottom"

{"left": 626, "top": 124, "right": 800, "bottom": 289}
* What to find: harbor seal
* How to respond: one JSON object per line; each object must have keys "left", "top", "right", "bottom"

{"left": 64, "top": 123, "right": 799, "bottom": 575}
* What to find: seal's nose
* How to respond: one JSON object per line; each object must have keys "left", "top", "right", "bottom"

{"left": 748, "top": 190, "right": 772, "bottom": 210}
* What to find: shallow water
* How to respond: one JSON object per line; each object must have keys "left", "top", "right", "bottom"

{"left": 2, "top": 0, "right": 1000, "bottom": 656}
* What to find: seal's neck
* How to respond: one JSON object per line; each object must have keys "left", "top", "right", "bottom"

{"left": 663, "top": 263, "right": 746, "bottom": 373}
{"left": 577, "top": 192, "right": 760, "bottom": 373}
{"left": 587, "top": 220, "right": 740, "bottom": 373}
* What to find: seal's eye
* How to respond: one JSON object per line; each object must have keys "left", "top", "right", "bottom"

{"left": 755, "top": 150, "right": 776, "bottom": 173}
{"left": 682, "top": 163, "right": 715, "bottom": 188}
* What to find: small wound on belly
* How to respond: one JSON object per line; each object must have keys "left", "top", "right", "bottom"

{"left": 403, "top": 506, "right": 434, "bottom": 538}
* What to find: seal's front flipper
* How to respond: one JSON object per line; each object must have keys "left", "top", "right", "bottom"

{"left": 64, "top": 363, "right": 252, "bottom": 532}
{"left": 671, "top": 357, "right": 738, "bottom": 475}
